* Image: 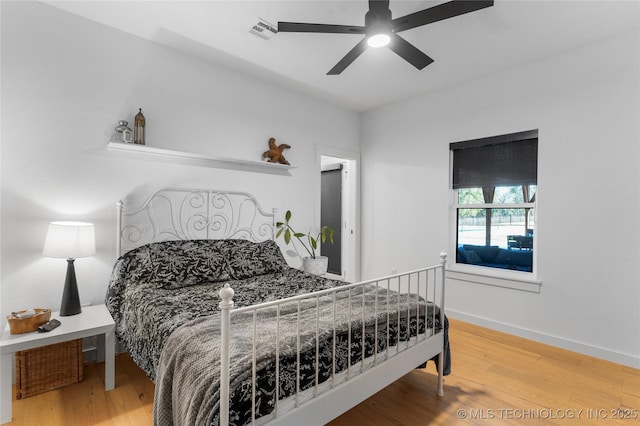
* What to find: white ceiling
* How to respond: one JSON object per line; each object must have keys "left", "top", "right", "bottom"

{"left": 43, "top": 0, "right": 639, "bottom": 112}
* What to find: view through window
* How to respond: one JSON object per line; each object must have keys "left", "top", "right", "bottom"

{"left": 450, "top": 130, "right": 538, "bottom": 274}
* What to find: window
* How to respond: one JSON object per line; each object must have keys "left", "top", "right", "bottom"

{"left": 450, "top": 130, "right": 538, "bottom": 275}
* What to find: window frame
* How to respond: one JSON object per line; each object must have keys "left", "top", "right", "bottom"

{"left": 448, "top": 131, "right": 540, "bottom": 285}
{"left": 450, "top": 189, "right": 538, "bottom": 280}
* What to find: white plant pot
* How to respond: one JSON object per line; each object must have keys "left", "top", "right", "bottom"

{"left": 302, "top": 256, "right": 328, "bottom": 276}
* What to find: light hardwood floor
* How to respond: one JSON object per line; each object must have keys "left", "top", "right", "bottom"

{"left": 8, "top": 319, "right": 639, "bottom": 425}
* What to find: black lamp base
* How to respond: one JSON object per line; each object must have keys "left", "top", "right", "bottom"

{"left": 60, "top": 258, "right": 82, "bottom": 316}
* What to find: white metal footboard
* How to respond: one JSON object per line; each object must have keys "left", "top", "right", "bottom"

{"left": 219, "top": 253, "right": 447, "bottom": 426}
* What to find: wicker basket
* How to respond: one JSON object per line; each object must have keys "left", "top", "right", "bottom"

{"left": 7, "top": 309, "right": 51, "bottom": 334}
{"left": 15, "top": 339, "right": 84, "bottom": 399}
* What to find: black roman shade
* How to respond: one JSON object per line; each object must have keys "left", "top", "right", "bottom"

{"left": 450, "top": 130, "right": 538, "bottom": 189}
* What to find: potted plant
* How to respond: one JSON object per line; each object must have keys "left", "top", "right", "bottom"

{"left": 276, "top": 210, "right": 336, "bottom": 275}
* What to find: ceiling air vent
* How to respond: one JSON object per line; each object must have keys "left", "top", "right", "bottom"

{"left": 249, "top": 18, "right": 277, "bottom": 40}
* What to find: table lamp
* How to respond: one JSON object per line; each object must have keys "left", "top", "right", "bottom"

{"left": 42, "top": 221, "right": 96, "bottom": 316}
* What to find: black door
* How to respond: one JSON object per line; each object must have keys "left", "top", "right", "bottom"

{"left": 321, "top": 166, "right": 342, "bottom": 275}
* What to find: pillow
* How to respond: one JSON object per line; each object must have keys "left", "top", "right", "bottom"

{"left": 462, "top": 250, "right": 482, "bottom": 265}
{"left": 145, "top": 240, "right": 231, "bottom": 289}
{"left": 463, "top": 245, "right": 500, "bottom": 262}
{"left": 225, "top": 239, "right": 289, "bottom": 279}
{"left": 118, "top": 245, "right": 155, "bottom": 283}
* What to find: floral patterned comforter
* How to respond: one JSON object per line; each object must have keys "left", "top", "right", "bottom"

{"left": 105, "top": 239, "right": 343, "bottom": 381}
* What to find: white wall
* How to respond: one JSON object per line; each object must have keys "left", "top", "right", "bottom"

{"left": 361, "top": 31, "right": 640, "bottom": 367}
{"left": 0, "top": 2, "right": 360, "bottom": 329}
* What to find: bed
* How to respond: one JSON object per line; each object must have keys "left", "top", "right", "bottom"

{"left": 106, "top": 188, "right": 449, "bottom": 426}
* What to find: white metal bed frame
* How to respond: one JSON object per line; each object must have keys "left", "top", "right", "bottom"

{"left": 116, "top": 188, "right": 276, "bottom": 256}
{"left": 116, "top": 188, "right": 447, "bottom": 426}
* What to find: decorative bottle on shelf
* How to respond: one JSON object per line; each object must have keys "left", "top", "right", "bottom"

{"left": 115, "top": 120, "right": 133, "bottom": 143}
{"left": 134, "top": 108, "right": 145, "bottom": 145}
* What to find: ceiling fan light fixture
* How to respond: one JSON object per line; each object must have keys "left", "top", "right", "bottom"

{"left": 367, "top": 33, "right": 390, "bottom": 48}
{"left": 278, "top": 0, "right": 495, "bottom": 74}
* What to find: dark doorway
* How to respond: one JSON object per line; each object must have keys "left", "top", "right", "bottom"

{"left": 321, "top": 165, "right": 342, "bottom": 275}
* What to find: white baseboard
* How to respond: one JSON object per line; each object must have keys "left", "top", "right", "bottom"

{"left": 446, "top": 309, "right": 640, "bottom": 369}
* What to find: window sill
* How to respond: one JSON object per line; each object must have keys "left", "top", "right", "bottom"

{"left": 446, "top": 265, "right": 541, "bottom": 293}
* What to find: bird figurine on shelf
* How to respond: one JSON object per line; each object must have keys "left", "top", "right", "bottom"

{"left": 262, "top": 137, "right": 291, "bottom": 165}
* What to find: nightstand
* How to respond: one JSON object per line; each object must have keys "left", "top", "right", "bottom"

{"left": 0, "top": 304, "right": 115, "bottom": 424}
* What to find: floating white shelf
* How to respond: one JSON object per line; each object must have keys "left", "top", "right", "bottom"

{"left": 106, "top": 142, "right": 294, "bottom": 175}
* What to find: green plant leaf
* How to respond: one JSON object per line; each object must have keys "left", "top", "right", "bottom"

{"left": 275, "top": 209, "right": 337, "bottom": 260}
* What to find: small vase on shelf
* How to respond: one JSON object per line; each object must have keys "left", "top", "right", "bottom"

{"left": 134, "top": 108, "right": 145, "bottom": 145}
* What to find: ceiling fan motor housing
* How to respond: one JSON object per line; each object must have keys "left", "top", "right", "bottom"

{"left": 365, "top": 5, "right": 392, "bottom": 37}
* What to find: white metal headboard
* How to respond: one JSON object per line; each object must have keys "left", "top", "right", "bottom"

{"left": 116, "top": 188, "right": 276, "bottom": 256}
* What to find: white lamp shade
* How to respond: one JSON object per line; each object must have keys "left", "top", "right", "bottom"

{"left": 42, "top": 221, "right": 96, "bottom": 259}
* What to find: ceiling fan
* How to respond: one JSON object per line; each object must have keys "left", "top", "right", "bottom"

{"left": 277, "top": 0, "right": 494, "bottom": 75}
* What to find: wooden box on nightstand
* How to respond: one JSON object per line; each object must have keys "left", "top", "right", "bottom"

{"left": 15, "top": 339, "right": 83, "bottom": 399}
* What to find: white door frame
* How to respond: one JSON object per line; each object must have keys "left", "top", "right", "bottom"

{"left": 315, "top": 145, "right": 361, "bottom": 283}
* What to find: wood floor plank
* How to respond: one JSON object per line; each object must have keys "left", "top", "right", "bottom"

{"left": 6, "top": 319, "right": 638, "bottom": 425}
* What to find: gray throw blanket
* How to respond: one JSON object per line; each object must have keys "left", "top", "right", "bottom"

{"left": 154, "top": 285, "right": 444, "bottom": 426}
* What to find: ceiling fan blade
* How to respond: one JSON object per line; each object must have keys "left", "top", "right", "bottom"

{"left": 392, "top": 0, "right": 494, "bottom": 33}
{"left": 388, "top": 33, "right": 434, "bottom": 70}
{"left": 278, "top": 22, "right": 365, "bottom": 34}
{"left": 327, "top": 38, "right": 369, "bottom": 75}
